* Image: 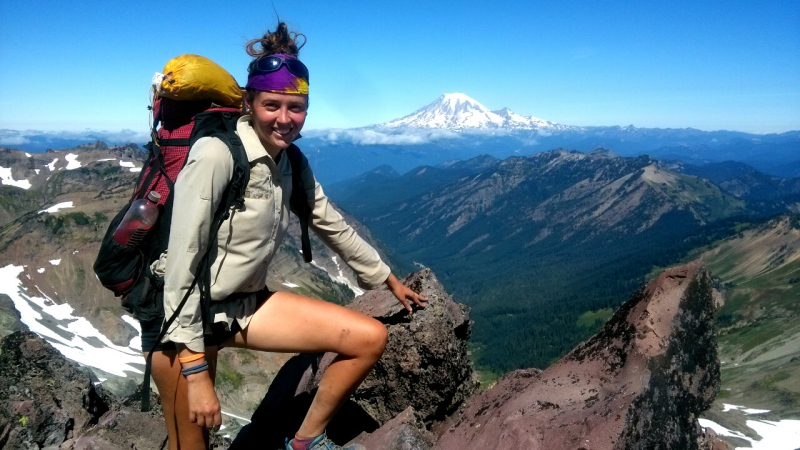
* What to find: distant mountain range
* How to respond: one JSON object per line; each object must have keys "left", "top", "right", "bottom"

{"left": 301, "top": 93, "right": 800, "bottom": 182}
{"left": 6, "top": 93, "right": 798, "bottom": 182}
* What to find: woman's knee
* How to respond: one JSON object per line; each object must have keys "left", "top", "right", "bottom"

{"left": 358, "top": 318, "right": 388, "bottom": 360}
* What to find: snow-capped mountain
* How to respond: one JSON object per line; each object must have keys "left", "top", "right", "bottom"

{"left": 380, "top": 93, "right": 572, "bottom": 131}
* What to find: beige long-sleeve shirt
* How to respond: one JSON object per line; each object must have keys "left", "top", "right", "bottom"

{"left": 157, "top": 116, "right": 391, "bottom": 352}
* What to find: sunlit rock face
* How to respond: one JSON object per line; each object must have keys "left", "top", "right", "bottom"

{"left": 434, "top": 262, "right": 724, "bottom": 450}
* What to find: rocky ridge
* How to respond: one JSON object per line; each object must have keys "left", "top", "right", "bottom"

{"left": 434, "top": 262, "right": 723, "bottom": 449}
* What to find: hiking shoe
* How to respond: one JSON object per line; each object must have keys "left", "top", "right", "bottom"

{"left": 285, "top": 431, "right": 366, "bottom": 450}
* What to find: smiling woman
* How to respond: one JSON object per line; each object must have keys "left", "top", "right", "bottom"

{"left": 146, "top": 22, "right": 428, "bottom": 450}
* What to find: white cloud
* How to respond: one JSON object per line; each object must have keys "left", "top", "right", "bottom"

{"left": 0, "top": 128, "right": 149, "bottom": 151}
{"left": 0, "top": 130, "right": 31, "bottom": 146}
{"left": 307, "top": 127, "right": 460, "bottom": 146}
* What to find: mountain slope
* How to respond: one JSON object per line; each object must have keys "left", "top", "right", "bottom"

{"left": 332, "top": 148, "right": 748, "bottom": 371}
{"left": 690, "top": 216, "right": 800, "bottom": 447}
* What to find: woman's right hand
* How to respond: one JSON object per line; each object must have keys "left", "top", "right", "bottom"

{"left": 186, "top": 371, "right": 222, "bottom": 429}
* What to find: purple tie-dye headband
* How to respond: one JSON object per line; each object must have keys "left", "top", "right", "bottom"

{"left": 245, "top": 53, "right": 309, "bottom": 95}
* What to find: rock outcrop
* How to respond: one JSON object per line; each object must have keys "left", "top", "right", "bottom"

{"left": 435, "top": 262, "right": 723, "bottom": 450}
{"left": 0, "top": 331, "right": 111, "bottom": 448}
{"left": 0, "top": 330, "right": 195, "bottom": 450}
{"left": 0, "top": 294, "right": 27, "bottom": 340}
{"left": 230, "top": 269, "right": 478, "bottom": 448}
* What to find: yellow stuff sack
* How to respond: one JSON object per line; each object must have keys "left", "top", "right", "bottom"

{"left": 156, "top": 54, "right": 242, "bottom": 108}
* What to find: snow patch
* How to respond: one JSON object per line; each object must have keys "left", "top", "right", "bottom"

{"left": 120, "top": 314, "right": 142, "bottom": 351}
{"left": 38, "top": 201, "right": 74, "bottom": 214}
{"left": 97, "top": 158, "right": 116, "bottom": 162}
{"left": 0, "top": 264, "right": 144, "bottom": 377}
{"left": 49, "top": 259, "right": 61, "bottom": 266}
{"left": 47, "top": 158, "right": 58, "bottom": 171}
{"left": 723, "top": 404, "right": 771, "bottom": 415}
{"left": 698, "top": 418, "right": 753, "bottom": 444}
{"left": 0, "top": 166, "right": 32, "bottom": 189}
{"left": 699, "top": 417, "right": 800, "bottom": 449}
{"left": 37, "top": 268, "right": 45, "bottom": 274}
{"left": 309, "top": 256, "right": 365, "bottom": 296}
{"left": 282, "top": 281, "right": 299, "bottom": 288}
{"left": 25, "top": 152, "right": 32, "bottom": 157}
{"left": 34, "top": 169, "right": 40, "bottom": 174}
{"left": 64, "top": 153, "right": 81, "bottom": 170}
{"left": 119, "top": 160, "right": 141, "bottom": 173}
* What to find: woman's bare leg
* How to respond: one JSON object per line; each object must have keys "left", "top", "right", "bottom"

{"left": 225, "top": 292, "right": 387, "bottom": 438}
{"left": 149, "top": 347, "right": 219, "bottom": 449}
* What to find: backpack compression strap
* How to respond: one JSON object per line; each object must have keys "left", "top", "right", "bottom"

{"left": 286, "top": 144, "right": 313, "bottom": 263}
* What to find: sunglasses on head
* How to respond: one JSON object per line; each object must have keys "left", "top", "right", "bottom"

{"left": 248, "top": 56, "right": 309, "bottom": 81}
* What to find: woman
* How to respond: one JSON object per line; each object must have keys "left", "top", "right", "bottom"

{"left": 149, "top": 23, "right": 427, "bottom": 450}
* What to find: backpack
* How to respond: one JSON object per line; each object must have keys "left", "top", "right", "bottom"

{"left": 93, "top": 97, "right": 313, "bottom": 410}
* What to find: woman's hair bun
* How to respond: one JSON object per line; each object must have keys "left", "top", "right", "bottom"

{"left": 246, "top": 22, "right": 306, "bottom": 58}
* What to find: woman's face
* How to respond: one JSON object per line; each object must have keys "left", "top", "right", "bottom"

{"left": 247, "top": 91, "right": 308, "bottom": 155}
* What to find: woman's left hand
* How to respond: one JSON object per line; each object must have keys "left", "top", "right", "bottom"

{"left": 385, "top": 274, "right": 428, "bottom": 313}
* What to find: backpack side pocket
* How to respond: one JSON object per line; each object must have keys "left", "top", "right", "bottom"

{"left": 93, "top": 204, "right": 145, "bottom": 297}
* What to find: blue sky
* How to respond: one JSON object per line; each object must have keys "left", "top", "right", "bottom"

{"left": 1, "top": 0, "right": 798, "bottom": 134}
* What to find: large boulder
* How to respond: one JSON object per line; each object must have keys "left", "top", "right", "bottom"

{"left": 435, "top": 262, "right": 724, "bottom": 450}
{"left": 231, "top": 269, "right": 478, "bottom": 448}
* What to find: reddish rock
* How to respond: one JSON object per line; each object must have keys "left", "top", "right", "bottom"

{"left": 435, "top": 262, "right": 721, "bottom": 450}
{"left": 348, "top": 407, "right": 435, "bottom": 450}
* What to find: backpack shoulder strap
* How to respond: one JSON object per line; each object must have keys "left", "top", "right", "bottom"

{"left": 191, "top": 110, "right": 250, "bottom": 210}
{"left": 286, "top": 144, "right": 313, "bottom": 263}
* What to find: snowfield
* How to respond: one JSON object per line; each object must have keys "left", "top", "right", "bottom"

{"left": 701, "top": 403, "right": 800, "bottom": 449}
{"left": 0, "top": 264, "right": 144, "bottom": 378}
